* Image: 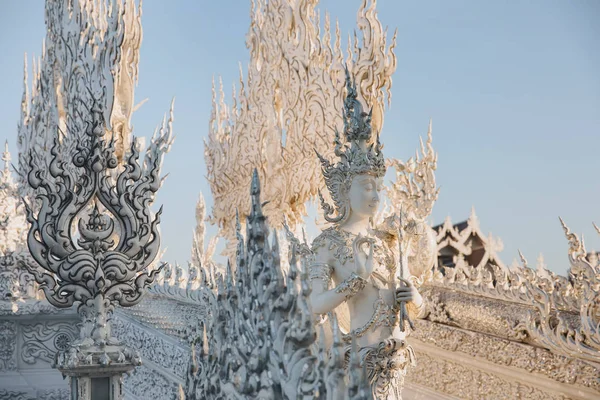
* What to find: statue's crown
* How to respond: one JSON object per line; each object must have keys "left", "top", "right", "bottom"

{"left": 316, "top": 68, "right": 386, "bottom": 224}
{"left": 342, "top": 68, "right": 373, "bottom": 143}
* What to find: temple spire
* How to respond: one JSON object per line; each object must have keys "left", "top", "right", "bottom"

{"left": 246, "top": 169, "right": 268, "bottom": 254}
{"left": 20, "top": 54, "right": 29, "bottom": 124}
{"left": 1, "top": 141, "right": 12, "bottom": 184}
{"left": 2, "top": 141, "right": 9, "bottom": 169}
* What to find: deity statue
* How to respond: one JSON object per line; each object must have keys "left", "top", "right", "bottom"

{"left": 309, "top": 70, "right": 426, "bottom": 399}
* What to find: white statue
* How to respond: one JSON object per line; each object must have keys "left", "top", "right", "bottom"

{"left": 309, "top": 70, "right": 425, "bottom": 399}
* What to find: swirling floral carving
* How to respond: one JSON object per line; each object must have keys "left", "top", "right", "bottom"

{"left": 21, "top": 322, "right": 78, "bottom": 364}
{"left": 20, "top": 0, "right": 171, "bottom": 375}
{"left": 124, "top": 364, "right": 178, "bottom": 400}
{"left": 0, "top": 390, "right": 31, "bottom": 400}
{"left": 36, "top": 389, "right": 70, "bottom": 400}
{"left": 111, "top": 316, "right": 189, "bottom": 380}
{"left": 0, "top": 321, "right": 17, "bottom": 371}
{"left": 407, "top": 352, "right": 572, "bottom": 400}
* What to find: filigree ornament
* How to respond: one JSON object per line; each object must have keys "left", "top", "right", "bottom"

{"left": 0, "top": 143, "right": 37, "bottom": 303}
{"left": 386, "top": 121, "right": 439, "bottom": 223}
{"left": 0, "top": 321, "right": 17, "bottom": 371}
{"left": 21, "top": 322, "right": 78, "bottom": 364}
{"left": 0, "top": 143, "right": 27, "bottom": 255}
{"left": 522, "top": 219, "right": 600, "bottom": 364}
{"left": 23, "top": 100, "right": 165, "bottom": 370}
{"left": 335, "top": 273, "right": 368, "bottom": 300}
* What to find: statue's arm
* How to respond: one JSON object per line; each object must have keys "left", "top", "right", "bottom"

{"left": 406, "top": 300, "right": 426, "bottom": 320}
{"left": 308, "top": 248, "right": 365, "bottom": 315}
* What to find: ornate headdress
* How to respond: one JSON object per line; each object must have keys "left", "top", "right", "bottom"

{"left": 317, "top": 68, "right": 386, "bottom": 224}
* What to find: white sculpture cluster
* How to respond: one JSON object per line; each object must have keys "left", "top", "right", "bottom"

{"left": 186, "top": 170, "right": 373, "bottom": 399}
{"left": 205, "top": 0, "right": 397, "bottom": 255}
{"left": 185, "top": 66, "right": 439, "bottom": 398}
{"left": 1, "top": 0, "right": 598, "bottom": 399}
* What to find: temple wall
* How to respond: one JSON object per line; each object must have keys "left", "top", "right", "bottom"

{"left": 404, "top": 285, "right": 600, "bottom": 400}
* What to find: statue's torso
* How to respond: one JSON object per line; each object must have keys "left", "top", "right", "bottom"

{"left": 311, "top": 226, "right": 404, "bottom": 347}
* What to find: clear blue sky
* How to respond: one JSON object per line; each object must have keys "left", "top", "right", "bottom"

{"left": 1, "top": 1, "right": 598, "bottom": 275}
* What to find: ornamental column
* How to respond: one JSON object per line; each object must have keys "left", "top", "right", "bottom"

{"left": 23, "top": 103, "right": 165, "bottom": 400}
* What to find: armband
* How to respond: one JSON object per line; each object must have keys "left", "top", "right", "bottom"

{"left": 309, "top": 262, "right": 333, "bottom": 288}
{"left": 335, "top": 273, "right": 367, "bottom": 301}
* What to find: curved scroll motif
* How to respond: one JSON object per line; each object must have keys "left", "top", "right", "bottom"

{"left": 19, "top": 0, "right": 172, "bottom": 374}
{"left": 21, "top": 322, "right": 78, "bottom": 364}
{"left": 24, "top": 104, "right": 164, "bottom": 312}
{"left": 23, "top": 100, "right": 165, "bottom": 370}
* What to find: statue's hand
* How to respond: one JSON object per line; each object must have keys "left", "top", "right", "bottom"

{"left": 353, "top": 234, "right": 374, "bottom": 280}
{"left": 395, "top": 280, "right": 423, "bottom": 308}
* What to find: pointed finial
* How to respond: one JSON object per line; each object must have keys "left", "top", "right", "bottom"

{"left": 271, "top": 230, "right": 282, "bottom": 280}
{"left": 469, "top": 206, "right": 477, "bottom": 220}
{"left": 21, "top": 54, "right": 29, "bottom": 120}
{"left": 249, "top": 169, "right": 265, "bottom": 221}
{"left": 225, "top": 259, "right": 234, "bottom": 295}
{"left": 2, "top": 141, "right": 10, "bottom": 174}
{"left": 558, "top": 216, "right": 568, "bottom": 233}
{"left": 342, "top": 65, "right": 371, "bottom": 142}
{"left": 251, "top": 168, "right": 260, "bottom": 196}
{"left": 444, "top": 215, "right": 452, "bottom": 225}
{"left": 536, "top": 253, "right": 547, "bottom": 273}
{"left": 235, "top": 208, "right": 241, "bottom": 233}
{"left": 509, "top": 258, "right": 521, "bottom": 271}
{"left": 518, "top": 249, "right": 528, "bottom": 268}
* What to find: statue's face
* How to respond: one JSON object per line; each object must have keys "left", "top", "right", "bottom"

{"left": 348, "top": 174, "right": 382, "bottom": 219}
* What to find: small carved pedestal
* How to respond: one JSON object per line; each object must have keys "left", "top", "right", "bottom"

{"left": 61, "top": 364, "right": 134, "bottom": 400}
{"left": 53, "top": 298, "right": 142, "bottom": 400}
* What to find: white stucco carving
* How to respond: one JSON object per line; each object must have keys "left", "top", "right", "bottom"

{"left": 0, "top": 0, "right": 598, "bottom": 399}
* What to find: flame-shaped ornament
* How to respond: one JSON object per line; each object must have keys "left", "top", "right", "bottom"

{"left": 23, "top": 101, "right": 165, "bottom": 377}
